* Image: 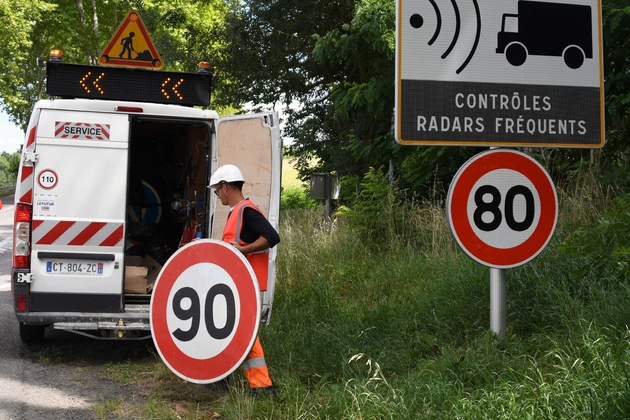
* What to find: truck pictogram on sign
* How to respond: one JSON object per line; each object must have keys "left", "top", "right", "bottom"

{"left": 496, "top": 1, "right": 593, "bottom": 69}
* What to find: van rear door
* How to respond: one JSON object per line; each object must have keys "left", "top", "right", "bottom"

{"left": 29, "top": 109, "right": 129, "bottom": 313}
{"left": 213, "top": 113, "right": 282, "bottom": 323}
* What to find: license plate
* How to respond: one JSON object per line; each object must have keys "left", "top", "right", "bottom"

{"left": 46, "top": 261, "right": 103, "bottom": 275}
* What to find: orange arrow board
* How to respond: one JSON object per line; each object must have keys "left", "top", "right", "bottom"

{"left": 98, "top": 10, "right": 163, "bottom": 69}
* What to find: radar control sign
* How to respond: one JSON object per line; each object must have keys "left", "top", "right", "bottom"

{"left": 395, "top": 0, "right": 604, "bottom": 147}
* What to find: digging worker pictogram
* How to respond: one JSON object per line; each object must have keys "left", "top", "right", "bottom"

{"left": 119, "top": 31, "right": 137, "bottom": 59}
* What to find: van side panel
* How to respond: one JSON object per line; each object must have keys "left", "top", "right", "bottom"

{"left": 213, "top": 115, "right": 276, "bottom": 237}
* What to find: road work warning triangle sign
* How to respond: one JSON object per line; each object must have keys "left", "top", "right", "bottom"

{"left": 98, "top": 10, "right": 163, "bottom": 69}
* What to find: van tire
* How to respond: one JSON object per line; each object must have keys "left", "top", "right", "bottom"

{"left": 19, "top": 322, "right": 45, "bottom": 343}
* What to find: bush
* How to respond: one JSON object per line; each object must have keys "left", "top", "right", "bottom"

{"left": 280, "top": 185, "right": 318, "bottom": 209}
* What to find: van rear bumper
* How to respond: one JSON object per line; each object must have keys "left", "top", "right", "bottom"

{"left": 15, "top": 306, "right": 150, "bottom": 328}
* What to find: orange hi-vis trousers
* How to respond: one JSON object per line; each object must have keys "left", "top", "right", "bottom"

{"left": 242, "top": 337, "right": 272, "bottom": 388}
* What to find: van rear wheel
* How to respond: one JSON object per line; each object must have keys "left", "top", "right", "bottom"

{"left": 19, "top": 322, "right": 45, "bottom": 343}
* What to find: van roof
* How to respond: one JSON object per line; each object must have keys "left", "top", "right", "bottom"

{"left": 36, "top": 99, "right": 220, "bottom": 120}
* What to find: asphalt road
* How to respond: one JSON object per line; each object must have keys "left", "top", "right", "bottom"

{"left": 0, "top": 196, "right": 152, "bottom": 420}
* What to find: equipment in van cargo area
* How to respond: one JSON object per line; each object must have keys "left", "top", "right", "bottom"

{"left": 124, "top": 255, "right": 162, "bottom": 294}
{"left": 125, "top": 120, "right": 211, "bottom": 263}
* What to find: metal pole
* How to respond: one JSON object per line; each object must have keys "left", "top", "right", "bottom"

{"left": 487, "top": 146, "right": 506, "bottom": 341}
{"left": 325, "top": 173, "right": 331, "bottom": 224}
{"left": 490, "top": 268, "right": 506, "bottom": 340}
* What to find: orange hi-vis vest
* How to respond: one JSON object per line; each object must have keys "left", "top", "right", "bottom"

{"left": 222, "top": 199, "right": 270, "bottom": 291}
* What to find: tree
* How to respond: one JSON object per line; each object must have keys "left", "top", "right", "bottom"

{"left": 0, "top": 0, "right": 55, "bottom": 131}
{"left": 601, "top": 1, "right": 630, "bottom": 153}
{"left": 218, "top": 0, "right": 354, "bottom": 108}
{"left": 0, "top": 0, "right": 227, "bottom": 133}
{"left": 0, "top": 151, "right": 20, "bottom": 186}
{"left": 306, "top": 0, "right": 398, "bottom": 178}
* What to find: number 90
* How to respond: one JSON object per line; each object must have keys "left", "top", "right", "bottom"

{"left": 171, "top": 285, "right": 236, "bottom": 342}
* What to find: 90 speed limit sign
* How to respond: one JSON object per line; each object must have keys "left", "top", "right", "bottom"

{"left": 447, "top": 149, "right": 558, "bottom": 269}
{"left": 150, "top": 239, "right": 260, "bottom": 383}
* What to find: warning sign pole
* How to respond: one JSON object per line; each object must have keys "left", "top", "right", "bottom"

{"left": 447, "top": 148, "right": 558, "bottom": 341}
{"left": 490, "top": 268, "right": 506, "bottom": 340}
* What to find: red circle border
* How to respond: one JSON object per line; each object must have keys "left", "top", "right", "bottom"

{"left": 37, "top": 169, "right": 58, "bottom": 190}
{"left": 150, "top": 240, "right": 260, "bottom": 382}
{"left": 448, "top": 150, "right": 558, "bottom": 268}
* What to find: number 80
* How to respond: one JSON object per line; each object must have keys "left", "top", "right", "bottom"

{"left": 473, "top": 185, "right": 535, "bottom": 232}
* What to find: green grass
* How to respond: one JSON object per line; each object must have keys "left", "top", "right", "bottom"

{"left": 282, "top": 157, "right": 303, "bottom": 189}
{"left": 94, "top": 163, "right": 630, "bottom": 419}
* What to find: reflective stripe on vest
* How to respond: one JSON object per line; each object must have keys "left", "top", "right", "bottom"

{"left": 222, "top": 199, "right": 270, "bottom": 291}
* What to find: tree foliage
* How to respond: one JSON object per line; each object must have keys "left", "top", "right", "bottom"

{"left": 601, "top": 0, "right": 630, "bottom": 156}
{"left": 0, "top": 0, "right": 227, "bottom": 133}
{"left": 1, "top": 0, "right": 629, "bottom": 199}
{"left": 0, "top": 151, "right": 21, "bottom": 186}
{"left": 0, "top": 0, "right": 55, "bottom": 131}
{"left": 221, "top": 0, "right": 630, "bottom": 198}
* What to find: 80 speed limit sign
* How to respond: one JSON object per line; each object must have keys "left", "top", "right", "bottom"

{"left": 447, "top": 149, "right": 558, "bottom": 269}
{"left": 150, "top": 239, "right": 260, "bottom": 383}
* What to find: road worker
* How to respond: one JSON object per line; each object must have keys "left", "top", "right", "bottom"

{"left": 208, "top": 164, "right": 279, "bottom": 397}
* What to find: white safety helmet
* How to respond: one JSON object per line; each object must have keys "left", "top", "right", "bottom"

{"left": 208, "top": 164, "right": 245, "bottom": 187}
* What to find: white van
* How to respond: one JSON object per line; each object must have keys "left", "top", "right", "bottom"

{"left": 11, "top": 60, "right": 282, "bottom": 343}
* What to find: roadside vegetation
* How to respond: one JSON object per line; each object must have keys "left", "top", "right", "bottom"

{"left": 89, "top": 156, "right": 630, "bottom": 419}
{"left": 0, "top": 150, "right": 20, "bottom": 188}
{"left": 2, "top": 1, "right": 629, "bottom": 418}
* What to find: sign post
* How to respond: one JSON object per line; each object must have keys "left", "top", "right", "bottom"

{"left": 490, "top": 268, "right": 507, "bottom": 340}
{"left": 446, "top": 149, "right": 558, "bottom": 338}
{"left": 397, "top": 0, "right": 603, "bottom": 339}
{"left": 310, "top": 173, "right": 340, "bottom": 223}
{"left": 150, "top": 239, "right": 260, "bottom": 383}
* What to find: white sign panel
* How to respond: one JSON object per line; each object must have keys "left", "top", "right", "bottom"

{"left": 395, "top": 0, "right": 604, "bottom": 147}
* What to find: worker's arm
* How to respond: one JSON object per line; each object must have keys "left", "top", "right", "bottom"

{"left": 230, "top": 236, "right": 271, "bottom": 255}
{"left": 231, "top": 207, "right": 279, "bottom": 254}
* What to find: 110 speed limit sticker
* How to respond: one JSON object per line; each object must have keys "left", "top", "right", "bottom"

{"left": 447, "top": 149, "right": 558, "bottom": 269}
{"left": 150, "top": 239, "right": 260, "bottom": 383}
{"left": 37, "top": 169, "right": 58, "bottom": 190}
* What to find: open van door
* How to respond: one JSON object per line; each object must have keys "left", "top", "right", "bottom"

{"left": 29, "top": 109, "right": 130, "bottom": 313}
{"left": 213, "top": 113, "right": 282, "bottom": 324}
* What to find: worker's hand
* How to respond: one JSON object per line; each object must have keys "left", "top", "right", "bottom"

{"left": 230, "top": 241, "right": 246, "bottom": 254}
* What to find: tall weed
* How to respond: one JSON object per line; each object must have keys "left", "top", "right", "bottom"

{"left": 259, "top": 160, "right": 630, "bottom": 418}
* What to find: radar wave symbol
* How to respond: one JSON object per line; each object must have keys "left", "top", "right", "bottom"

{"left": 410, "top": 0, "right": 481, "bottom": 74}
